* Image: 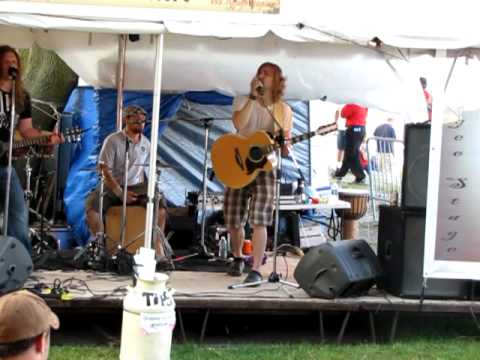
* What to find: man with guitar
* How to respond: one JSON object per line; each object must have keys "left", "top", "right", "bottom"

{"left": 223, "top": 62, "right": 293, "bottom": 284}
{"left": 84, "top": 105, "right": 168, "bottom": 260}
{"left": 0, "top": 45, "right": 63, "bottom": 254}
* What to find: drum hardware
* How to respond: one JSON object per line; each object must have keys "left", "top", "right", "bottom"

{"left": 104, "top": 166, "right": 174, "bottom": 272}
{"left": 73, "top": 169, "right": 108, "bottom": 270}
{"left": 27, "top": 154, "right": 57, "bottom": 260}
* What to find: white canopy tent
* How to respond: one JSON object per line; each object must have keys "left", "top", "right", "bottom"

{"left": 2, "top": 0, "right": 480, "bottom": 278}
{"left": 4, "top": 0, "right": 473, "bottom": 116}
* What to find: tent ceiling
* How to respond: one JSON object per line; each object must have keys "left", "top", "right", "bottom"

{"left": 4, "top": 0, "right": 477, "bottom": 117}
{"left": 16, "top": 30, "right": 424, "bottom": 118}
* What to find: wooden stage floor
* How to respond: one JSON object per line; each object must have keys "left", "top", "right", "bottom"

{"left": 26, "top": 254, "right": 480, "bottom": 342}
{"left": 26, "top": 254, "right": 480, "bottom": 315}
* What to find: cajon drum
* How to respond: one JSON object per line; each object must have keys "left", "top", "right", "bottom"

{"left": 105, "top": 206, "right": 146, "bottom": 256}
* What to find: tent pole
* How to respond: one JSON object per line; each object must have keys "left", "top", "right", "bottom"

{"left": 116, "top": 34, "right": 127, "bottom": 130}
{"left": 144, "top": 33, "right": 164, "bottom": 250}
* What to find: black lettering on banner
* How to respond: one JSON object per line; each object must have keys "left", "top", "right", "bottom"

{"left": 441, "top": 231, "right": 458, "bottom": 242}
{"left": 447, "top": 119, "right": 465, "bottom": 129}
{"left": 446, "top": 177, "right": 467, "bottom": 190}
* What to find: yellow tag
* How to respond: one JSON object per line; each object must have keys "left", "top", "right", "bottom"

{"left": 41, "top": 288, "right": 52, "bottom": 295}
{"left": 60, "top": 292, "right": 74, "bottom": 301}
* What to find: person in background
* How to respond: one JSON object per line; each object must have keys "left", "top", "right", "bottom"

{"left": 334, "top": 108, "right": 346, "bottom": 171}
{"left": 224, "top": 62, "right": 293, "bottom": 285}
{"left": 420, "top": 77, "right": 432, "bottom": 122}
{"left": 373, "top": 117, "right": 396, "bottom": 171}
{"left": 0, "top": 290, "right": 60, "bottom": 359}
{"left": 334, "top": 103, "right": 368, "bottom": 183}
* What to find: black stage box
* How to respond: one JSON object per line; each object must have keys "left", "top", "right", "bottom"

{"left": 377, "top": 205, "right": 471, "bottom": 299}
{"left": 401, "top": 123, "right": 430, "bottom": 209}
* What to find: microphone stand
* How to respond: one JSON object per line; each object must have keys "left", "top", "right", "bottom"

{"left": 229, "top": 103, "right": 299, "bottom": 291}
{"left": 112, "top": 136, "right": 133, "bottom": 275}
{"left": 2, "top": 74, "right": 17, "bottom": 237}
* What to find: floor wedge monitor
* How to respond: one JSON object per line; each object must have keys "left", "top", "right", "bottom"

{"left": 294, "top": 239, "right": 381, "bottom": 299}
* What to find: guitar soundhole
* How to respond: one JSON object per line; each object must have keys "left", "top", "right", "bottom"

{"left": 249, "top": 146, "right": 264, "bottom": 163}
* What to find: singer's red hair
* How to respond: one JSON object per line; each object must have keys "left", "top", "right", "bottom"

{"left": 0, "top": 45, "right": 26, "bottom": 111}
{"left": 256, "top": 62, "right": 286, "bottom": 103}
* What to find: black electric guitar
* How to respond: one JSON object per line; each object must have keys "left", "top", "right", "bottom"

{"left": 211, "top": 122, "right": 337, "bottom": 189}
{"left": 0, "top": 126, "right": 85, "bottom": 158}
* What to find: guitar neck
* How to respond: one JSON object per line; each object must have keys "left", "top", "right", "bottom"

{"left": 13, "top": 135, "right": 50, "bottom": 149}
{"left": 276, "top": 122, "right": 337, "bottom": 148}
{"left": 289, "top": 130, "right": 320, "bottom": 146}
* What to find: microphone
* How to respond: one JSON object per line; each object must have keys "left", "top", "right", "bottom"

{"left": 7, "top": 67, "right": 18, "bottom": 79}
{"left": 256, "top": 84, "right": 264, "bottom": 96}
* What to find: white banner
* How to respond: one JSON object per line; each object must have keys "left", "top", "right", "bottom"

{"left": 424, "top": 58, "right": 480, "bottom": 280}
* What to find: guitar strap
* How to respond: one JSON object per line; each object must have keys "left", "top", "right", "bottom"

{"left": 272, "top": 101, "right": 288, "bottom": 133}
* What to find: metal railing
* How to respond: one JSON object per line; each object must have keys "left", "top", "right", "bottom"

{"left": 365, "top": 136, "right": 404, "bottom": 220}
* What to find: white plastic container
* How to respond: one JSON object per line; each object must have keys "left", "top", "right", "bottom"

{"left": 120, "top": 273, "right": 176, "bottom": 360}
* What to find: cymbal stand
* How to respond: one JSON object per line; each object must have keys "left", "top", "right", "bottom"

{"left": 25, "top": 150, "right": 54, "bottom": 258}
{"left": 198, "top": 117, "right": 214, "bottom": 256}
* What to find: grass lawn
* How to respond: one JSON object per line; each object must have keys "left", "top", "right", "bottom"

{"left": 50, "top": 337, "right": 480, "bottom": 360}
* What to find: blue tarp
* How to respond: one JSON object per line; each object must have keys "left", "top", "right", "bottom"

{"left": 63, "top": 87, "right": 309, "bottom": 246}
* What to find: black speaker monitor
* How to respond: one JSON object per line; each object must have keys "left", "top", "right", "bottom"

{"left": 0, "top": 236, "right": 33, "bottom": 295}
{"left": 401, "top": 123, "right": 430, "bottom": 209}
{"left": 377, "top": 206, "right": 470, "bottom": 299}
{"left": 294, "top": 239, "right": 381, "bottom": 299}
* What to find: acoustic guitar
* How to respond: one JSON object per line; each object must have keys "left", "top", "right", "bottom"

{"left": 0, "top": 126, "right": 85, "bottom": 158}
{"left": 211, "top": 122, "right": 337, "bottom": 189}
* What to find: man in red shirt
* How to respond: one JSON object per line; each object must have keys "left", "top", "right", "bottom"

{"left": 420, "top": 77, "right": 432, "bottom": 121}
{"left": 334, "top": 103, "right": 368, "bottom": 183}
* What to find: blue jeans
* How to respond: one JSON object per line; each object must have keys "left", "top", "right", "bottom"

{"left": 0, "top": 166, "right": 31, "bottom": 253}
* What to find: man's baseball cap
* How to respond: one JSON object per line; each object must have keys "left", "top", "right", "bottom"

{"left": 0, "top": 290, "right": 60, "bottom": 343}
{"left": 123, "top": 105, "right": 148, "bottom": 119}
